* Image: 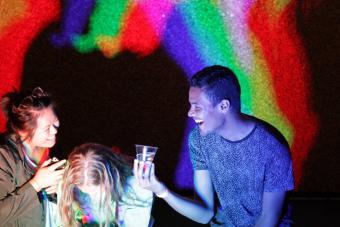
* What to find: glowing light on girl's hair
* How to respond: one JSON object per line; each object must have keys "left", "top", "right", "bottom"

{"left": 73, "top": 186, "right": 110, "bottom": 225}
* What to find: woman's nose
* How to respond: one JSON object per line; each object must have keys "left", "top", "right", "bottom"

{"left": 50, "top": 125, "right": 58, "bottom": 135}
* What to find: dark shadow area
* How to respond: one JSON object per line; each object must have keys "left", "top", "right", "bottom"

{"left": 152, "top": 193, "right": 340, "bottom": 227}
{"left": 297, "top": 0, "right": 340, "bottom": 192}
{"left": 21, "top": 24, "right": 189, "bottom": 186}
{"left": 290, "top": 193, "right": 340, "bottom": 226}
{"left": 152, "top": 197, "right": 209, "bottom": 227}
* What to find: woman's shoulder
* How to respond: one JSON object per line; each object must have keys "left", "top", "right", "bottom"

{"left": 0, "top": 134, "right": 17, "bottom": 160}
{"left": 0, "top": 134, "right": 23, "bottom": 176}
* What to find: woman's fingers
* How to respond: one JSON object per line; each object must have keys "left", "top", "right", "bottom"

{"left": 41, "top": 159, "right": 52, "bottom": 167}
{"left": 44, "top": 184, "right": 57, "bottom": 194}
{"left": 48, "top": 159, "right": 66, "bottom": 171}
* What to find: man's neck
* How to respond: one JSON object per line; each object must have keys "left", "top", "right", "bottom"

{"left": 218, "top": 113, "right": 256, "bottom": 141}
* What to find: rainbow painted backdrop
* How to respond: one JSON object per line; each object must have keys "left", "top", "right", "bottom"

{"left": 0, "top": 0, "right": 318, "bottom": 188}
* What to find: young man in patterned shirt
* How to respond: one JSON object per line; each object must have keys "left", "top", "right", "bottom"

{"left": 134, "top": 65, "right": 294, "bottom": 226}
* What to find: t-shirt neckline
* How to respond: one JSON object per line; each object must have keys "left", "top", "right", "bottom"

{"left": 219, "top": 122, "right": 258, "bottom": 143}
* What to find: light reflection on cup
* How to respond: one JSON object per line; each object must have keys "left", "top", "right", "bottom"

{"left": 135, "top": 144, "right": 158, "bottom": 162}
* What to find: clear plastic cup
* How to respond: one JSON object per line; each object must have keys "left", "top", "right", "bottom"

{"left": 135, "top": 144, "right": 158, "bottom": 162}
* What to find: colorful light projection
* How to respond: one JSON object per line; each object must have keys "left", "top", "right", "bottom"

{"left": 0, "top": 0, "right": 60, "bottom": 127}
{"left": 0, "top": 0, "right": 318, "bottom": 188}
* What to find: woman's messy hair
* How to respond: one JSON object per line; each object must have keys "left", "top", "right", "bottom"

{"left": 1, "top": 87, "right": 56, "bottom": 140}
{"left": 59, "top": 143, "right": 132, "bottom": 227}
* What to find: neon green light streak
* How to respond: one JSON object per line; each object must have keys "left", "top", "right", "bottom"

{"left": 73, "top": 0, "right": 130, "bottom": 53}
{"left": 179, "top": 0, "right": 252, "bottom": 113}
{"left": 273, "top": 0, "right": 291, "bottom": 11}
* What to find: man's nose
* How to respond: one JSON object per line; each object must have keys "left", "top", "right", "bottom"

{"left": 188, "top": 108, "right": 195, "bottom": 118}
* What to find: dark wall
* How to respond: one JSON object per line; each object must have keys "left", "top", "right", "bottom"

{"left": 297, "top": 0, "right": 340, "bottom": 193}
{"left": 21, "top": 25, "right": 189, "bottom": 185}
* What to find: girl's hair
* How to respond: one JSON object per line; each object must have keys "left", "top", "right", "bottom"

{"left": 59, "top": 143, "right": 132, "bottom": 227}
{"left": 1, "top": 87, "right": 56, "bottom": 140}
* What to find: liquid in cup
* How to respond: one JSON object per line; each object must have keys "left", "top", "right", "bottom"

{"left": 135, "top": 145, "right": 158, "bottom": 162}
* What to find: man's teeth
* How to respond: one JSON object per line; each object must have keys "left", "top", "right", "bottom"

{"left": 195, "top": 120, "right": 203, "bottom": 125}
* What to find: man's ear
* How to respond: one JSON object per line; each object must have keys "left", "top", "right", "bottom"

{"left": 219, "top": 99, "right": 230, "bottom": 112}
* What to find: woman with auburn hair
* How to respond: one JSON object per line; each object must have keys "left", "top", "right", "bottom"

{"left": 0, "top": 87, "right": 66, "bottom": 226}
{"left": 59, "top": 143, "right": 153, "bottom": 227}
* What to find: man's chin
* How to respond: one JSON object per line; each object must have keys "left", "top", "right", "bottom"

{"left": 199, "top": 128, "right": 209, "bottom": 136}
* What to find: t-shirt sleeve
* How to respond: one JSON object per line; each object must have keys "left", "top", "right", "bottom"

{"left": 264, "top": 140, "right": 294, "bottom": 192}
{"left": 189, "top": 128, "right": 207, "bottom": 170}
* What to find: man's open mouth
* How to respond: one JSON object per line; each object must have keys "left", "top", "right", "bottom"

{"left": 195, "top": 119, "right": 204, "bottom": 126}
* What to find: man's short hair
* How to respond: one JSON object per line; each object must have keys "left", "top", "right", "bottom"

{"left": 190, "top": 65, "right": 241, "bottom": 111}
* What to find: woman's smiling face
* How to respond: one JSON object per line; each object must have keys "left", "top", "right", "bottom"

{"left": 26, "top": 106, "right": 59, "bottom": 149}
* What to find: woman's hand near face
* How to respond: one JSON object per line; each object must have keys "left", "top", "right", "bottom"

{"left": 133, "top": 160, "right": 167, "bottom": 195}
{"left": 30, "top": 159, "right": 66, "bottom": 193}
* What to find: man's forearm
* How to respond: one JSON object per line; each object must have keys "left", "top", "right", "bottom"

{"left": 160, "top": 189, "right": 214, "bottom": 224}
{"left": 255, "top": 191, "right": 286, "bottom": 227}
{"left": 133, "top": 162, "right": 215, "bottom": 224}
{"left": 255, "top": 214, "right": 279, "bottom": 227}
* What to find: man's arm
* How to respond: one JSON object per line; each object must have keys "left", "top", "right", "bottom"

{"left": 255, "top": 191, "right": 286, "bottom": 227}
{"left": 162, "top": 169, "right": 215, "bottom": 223}
{"left": 134, "top": 160, "right": 215, "bottom": 224}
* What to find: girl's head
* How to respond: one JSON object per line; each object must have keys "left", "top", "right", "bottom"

{"left": 60, "top": 143, "right": 132, "bottom": 226}
{"left": 1, "top": 87, "right": 59, "bottom": 149}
